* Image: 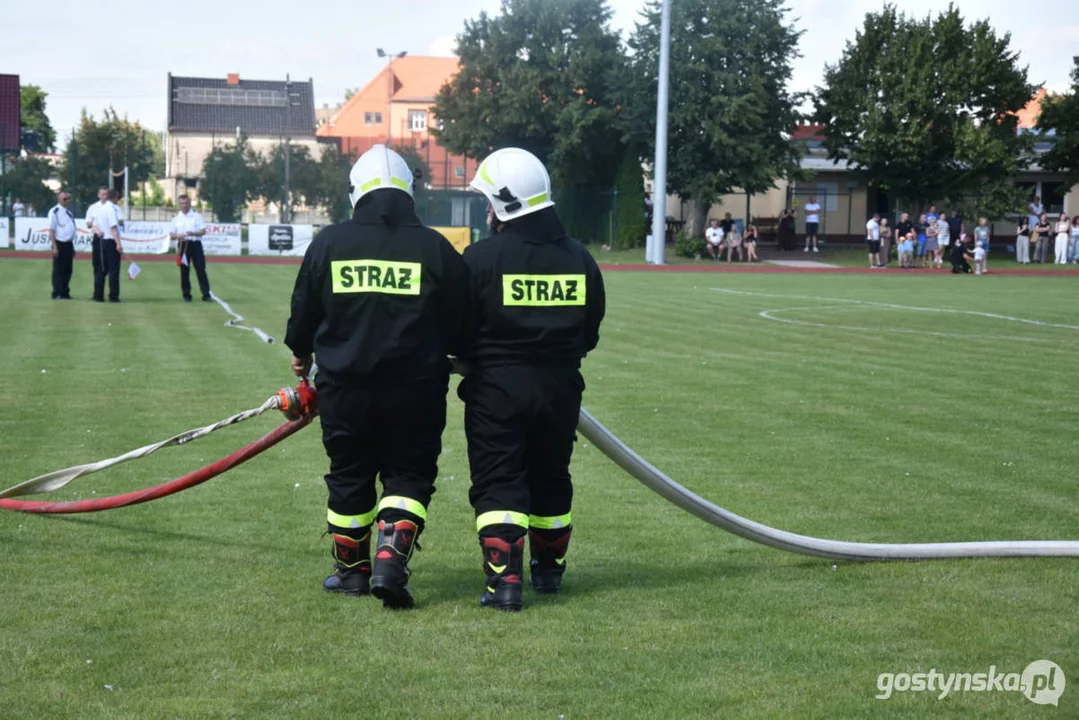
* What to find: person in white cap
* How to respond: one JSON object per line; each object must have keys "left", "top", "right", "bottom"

{"left": 459, "top": 148, "right": 606, "bottom": 612}
{"left": 284, "top": 144, "right": 470, "bottom": 609}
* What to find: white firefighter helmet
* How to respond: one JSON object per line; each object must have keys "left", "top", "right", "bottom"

{"left": 348, "top": 144, "right": 413, "bottom": 208}
{"left": 469, "top": 148, "right": 554, "bottom": 222}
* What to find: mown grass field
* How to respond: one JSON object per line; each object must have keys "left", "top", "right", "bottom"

{"left": 0, "top": 255, "right": 1076, "bottom": 719}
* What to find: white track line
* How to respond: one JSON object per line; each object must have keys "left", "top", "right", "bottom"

{"left": 713, "top": 288, "right": 1079, "bottom": 340}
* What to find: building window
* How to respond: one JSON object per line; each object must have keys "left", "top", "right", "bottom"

{"left": 364, "top": 111, "right": 383, "bottom": 125}
{"left": 409, "top": 110, "right": 427, "bottom": 132}
{"left": 454, "top": 166, "right": 466, "bottom": 179}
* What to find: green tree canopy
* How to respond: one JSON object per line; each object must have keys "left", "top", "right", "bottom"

{"left": 0, "top": 155, "right": 56, "bottom": 214}
{"left": 814, "top": 3, "right": 1036, "bottom": 220}
{"left": 20, "top": 85, "right": 56, "bottom": 153}
{"left": 59, "top": 109, "right": 165, "bottom": 209}
{"left": 431, "top": 0, "right": 628, "bottom": 190}
{"left": 314, "top": 143, "right": 354, "bottom": 224}
{"left": 628, "top": 0, "right": 805, "bottom": 233}
{"left": 1036, "top": 58, "right": 1079, "bottom": 192}
{"left": 258, "top": 143, "right": 320, "bottom": 219}
{"left": 200, "top": 135, "right": 261, "bottom": 223}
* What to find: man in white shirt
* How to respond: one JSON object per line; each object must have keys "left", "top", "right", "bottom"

{"left": 47, "top": 191, "right": 77, "bottom": 300}
{"left": 803, "top": 196, "right": 822, "bottom": 253}
{"left": 704, "top": 218, "right": 725, "bottom": 260}
{"left": 170, "top": 194, "right": 212, "bottom": 302}
{"left": 865, "top": 213, "right": 882, "bottom": 269}
{"left": 108, "top": 189, "right": 126, "bottom": 229}
{"left": 86, "top": 186, "right": 123, "bottom": 302}
{"left": 12, "top": 197, "right": 26, "bottom": 217}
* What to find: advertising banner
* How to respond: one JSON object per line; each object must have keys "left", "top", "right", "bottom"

{"left": 14, "top": 218, "right": 170, "bottom": 253}
{"left": 248, "top": 224, "right": 314, "bottom": 256}
{"left": 0, "top": 217, "right": 8, "bottom": 248}
{"left": 200, "top": 223, "right": 242, "bottom": 256}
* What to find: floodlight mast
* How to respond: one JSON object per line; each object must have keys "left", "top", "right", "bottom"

{"left": 648, "top": 0, "right": 672, "bottom": 265}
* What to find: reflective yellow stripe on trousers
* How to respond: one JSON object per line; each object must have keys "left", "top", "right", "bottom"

{"left": 476, "top": 510, "right": 530, "bottom": 532}
{"left": 529, "top": 512, "right": 572, "bottom": 530}
{"left": 327, "top": 507, "right": 377, "bottom": 530}
{"left": 378, "top": 495, "right": 427, "bottom": 521}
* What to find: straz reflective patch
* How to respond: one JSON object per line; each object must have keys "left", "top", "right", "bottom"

{"left": 331, "top": 260, "right": 422, "bottom": 295}
{"left": 502, "top": 274, "right": 586, "bottom": 306}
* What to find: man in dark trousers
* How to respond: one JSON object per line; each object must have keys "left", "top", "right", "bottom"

{"left": 285, "top": 145, "right": 469, "bottom": 610}
{"left": 47, "top": 191, "right": 76, "bottom": 299}
{"left": 460, "top": 148, "right": 606, "bottom": 612}
{"left": 86, "top": 186, "right": 122, "bottom": 302}
{"left": 169, "top": 194, "right": 212, "bottom": 302}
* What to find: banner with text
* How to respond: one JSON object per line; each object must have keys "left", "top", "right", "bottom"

{"left": 200, "top": 223, "right": 242, "bottom": 256}
{"left": 248, "top": 224, "right": 314, "bottom": 256}
{"left": 0, "top": 218, "right": 8, "bottom": 248}
{"left": 14, "top": 218, "right": 171, "bottom": 254}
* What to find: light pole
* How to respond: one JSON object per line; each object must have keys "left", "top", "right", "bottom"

{"left": 377, "top": 48, "right": 408, "bottom": 149}
{"left": 649, "top": 0, "right": 672, "bottom": 265}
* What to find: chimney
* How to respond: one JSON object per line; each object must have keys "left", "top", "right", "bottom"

{"left": 227, "top": 73, "right": 240, "bottom": 86}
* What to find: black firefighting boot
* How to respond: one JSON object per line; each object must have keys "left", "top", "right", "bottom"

{"left": 370, "top": 519, "right": 420, "bottom": 610}
{"left": 529, "top": 526, "right": 572, "bottom": 594}
{"left": 322, "top": 532, "right": 371, "bottom": 596}
{"left": 479, "top": 536, "right": 525, "bottom": 612}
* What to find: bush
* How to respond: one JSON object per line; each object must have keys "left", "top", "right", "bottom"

{"left": 674, "top": 230, "right": 703, "bottom": 258}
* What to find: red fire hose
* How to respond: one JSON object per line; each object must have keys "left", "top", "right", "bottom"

{"left": 0, "top": 380, "right": 318, "bottom": 515}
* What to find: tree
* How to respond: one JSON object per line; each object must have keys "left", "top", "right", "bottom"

{"left": 59, "top": 109, "right": 165, "bottom": 209}
{"left": 314, "top": 143, "right": 354, "bottom": 224}
{"left": 257, "top": 143, "right": 320, "bottom": 216}
{"left": 0, "top": 155, "right": 56, "bottom": 214}
{"left": 1037, "top": 58, "right": 1079, "bottom": 191}
{"left": 814, "top": 4, "right": 1036, "bottom": 220}
{"left": 131, "top": 177, "right": 166, "bottom": 206}
{"left": 201, "top": 135, "right": 262, "bottom": 222}
{"left": 612, "top": 149, "right": 647, "bottom": 249}
{"left": 20, "top": 85, "right": 56, "bottom": 153}
{"left": 431, "top": 0, "right": 629, "bottom": 193}
{"left": 629, "top": 0, "right": 805, "bottom": 236}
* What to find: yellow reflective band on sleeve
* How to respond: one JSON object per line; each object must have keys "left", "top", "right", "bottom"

{"left": 360, "top": 177, "right": 382, "bottom": 192}
{"left": 377, "top": 495, "right": 427, "bottom": 521}
{"left": 528, "top": 512, "right": 572, "bottom": 530}
{"left": 391, "top": 177, "right": 410, "bottom": 191}
{"left": 327, "top": 507, "right": 377, "bottom": 530}
{"left": 527, "top": 193, "right": 548, "bottom": 207}
{"left": 476, "top": 510, "right": 530, "bottom": 532}
{"left": 502, "top": 274, "right": 586, "bottom": 307}
{"left": 331, "top": 260, "right": 422, "bottom": 296}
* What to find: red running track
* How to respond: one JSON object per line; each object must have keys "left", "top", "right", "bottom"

{"left": 2, "top": 250, "right": 1078, "bottom": 275}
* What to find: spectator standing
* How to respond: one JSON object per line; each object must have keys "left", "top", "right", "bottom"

{"left": 802, "top": 196, "right": 821, "bottom": 253}
{"left": 704, "top": 219, "right": 724, "bottom": 261}
{"left": 925, "top": 218, "right": 940, "bottom": 268}
{"left": 1028, "top": 196, "right": 1044, "bottom": 232}
{"left": 1053, "top": 213, "right": 1070, "bottom": 264}
{"left": 1070, "top": 216, "right": 1079, "bottom": 264}
{"left": 915, "top": 213, "right": 928, "bottom": 268}
{"left": 878, "top": 218, "right": 892, "bottom": 268}
{"left": 47, "top": 191, "right": 76, "bottom": 300}
{"left": 926, "top": 205, "right": 940, "bottom": 227}
{"left": 744, "top": 221, "right": 760, "bottom": 262}
{"left": 865, "top": 213, "right": 881, "bottom": 269}
{"left": 973, "top": 241, "right": 987, "bottom": 275}
{"left": 1015, "top": 217, "right": 1031, "bottom": 264}
{"left": 170, "top": 195, "right": 213, "bottom": 301}
{"left": 896, "top": 213, "right": 913, "bottom": 246}
{"left": 974, "top": 218, "right": 990, "bottom": 260}
{"left": 936, "top": 214, "right": 951, "bottom": 265}
{"left": 945, "top": 209, "right": 962, "bottom": 261}
{"left": 12, "top": 197, "right": 26, "bottom": 217}
{"left": 899, "top": 231, "right": 915, "bottom": 268}
{"left": 1034, "top": 214, "right": 1052, "bottom": 264}
{"left": 778, "top": 208, "right": 796, "bottom": 251}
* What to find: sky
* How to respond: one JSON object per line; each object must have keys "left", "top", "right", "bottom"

{"left": 1, "top": 0, "right": 1075, "bottom": 145}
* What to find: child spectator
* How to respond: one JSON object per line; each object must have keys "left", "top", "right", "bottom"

{"left": 973, "top": 240, "right": 986, "bottom": 275}
{"left": 899, "top": 231, "right": 915, "bottom": 268}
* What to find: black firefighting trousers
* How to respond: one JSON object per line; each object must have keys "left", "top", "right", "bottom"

{"left": 318, "top": 375, "right": 448, "bottom": 537}
{"left": 459, "top": 365, "right": 583, "bottom": 541}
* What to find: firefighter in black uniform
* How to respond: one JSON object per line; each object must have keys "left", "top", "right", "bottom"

{"left": 285, "top": 145, "right": 469, "bottom": 609}
{"left": 460, "top": 148, "right": 605, "bottom": 612}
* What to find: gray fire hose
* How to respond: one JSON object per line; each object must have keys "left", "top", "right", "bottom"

{"left": 577, "top": 409, "right": 1079, "bottom": 561}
